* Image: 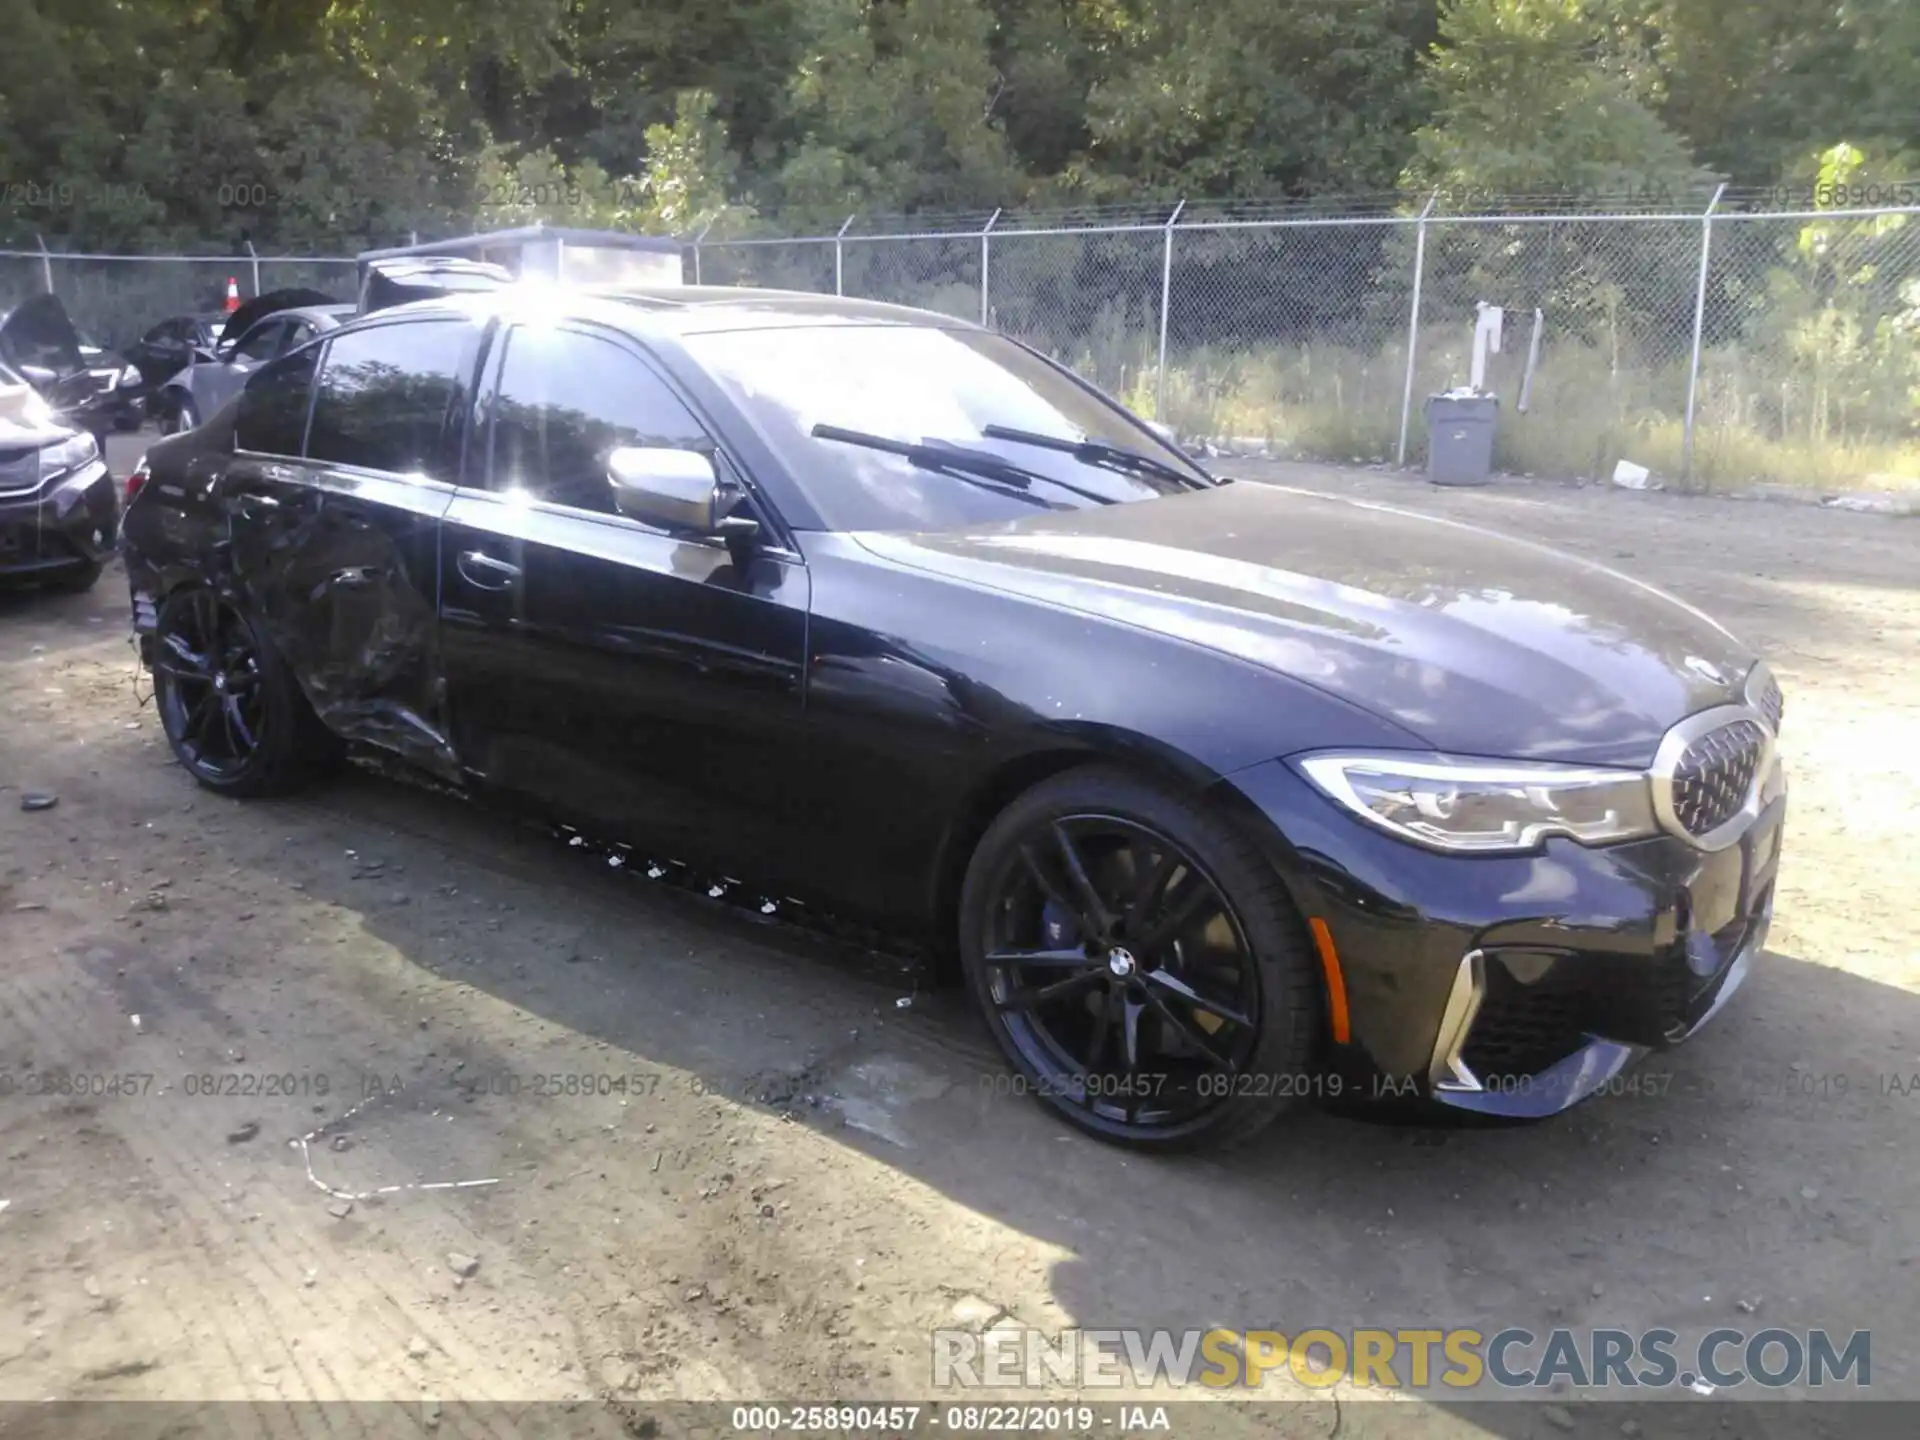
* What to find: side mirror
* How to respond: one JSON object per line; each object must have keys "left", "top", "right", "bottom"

{"left": 608, "top": 446, "right": 723, "bottom": 530}
{"left": 18, "top": 363, "right": 60, "bottom": 390}
{"left": 607, "top": 446, "right": 760, "bottom": 563}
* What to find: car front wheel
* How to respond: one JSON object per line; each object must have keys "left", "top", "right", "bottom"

{"left": 152, "top": 588, "right": 336, "bottom": 796}
{"left": 960, "top": 766, "right": 1323, "bottom": 1150}
{"left": 165, "top": 397, "right": 198, "bottom": 434}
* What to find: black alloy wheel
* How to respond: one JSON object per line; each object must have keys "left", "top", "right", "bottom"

{"left": 961, "top": 767, "right": 1321, "bottom": 1149}
{"left": 152, "top": 588, "right": 333, "bottom": 796}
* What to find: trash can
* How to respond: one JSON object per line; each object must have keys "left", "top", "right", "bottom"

{"left": 1424, "top": 392, "right": 1499, "bottom": 486}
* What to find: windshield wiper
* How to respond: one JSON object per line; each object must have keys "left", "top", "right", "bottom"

{"left": 810, "top": 424, "right": 1115, "bottom": 506}
{"left": 980, "top": 423, "right": 1208, "bottom": 490}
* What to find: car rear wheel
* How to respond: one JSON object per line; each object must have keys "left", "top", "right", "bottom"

{"left": 959, "top": 766, "right": 1322, "bottom": 1150}
{"left": 152, "top": 588, "right": 335, "bottom": 796}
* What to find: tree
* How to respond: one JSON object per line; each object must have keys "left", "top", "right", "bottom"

{"left": 1651, "top": 0, "right": 1920, "bottom": 186}
{"left": 1406, "top": 0, "right": 1705, "bottom": 198}
{"left": 764, "top": 0, "right": 1019, "bottom": 218}
{"left": 1082, "top": 0, "right": 1432, "bottom": 198}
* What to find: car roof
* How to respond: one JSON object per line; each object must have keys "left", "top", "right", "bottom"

{"left": 332, "top": 285, "right": 982, "bottom": 341}
{"left": 278, "top": 304, "right": 358, "bottom": 325}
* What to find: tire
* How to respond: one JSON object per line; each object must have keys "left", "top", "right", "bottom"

{"left": 166, "top": 396, "right": 198, "bottom": 435}
{"left": 43, "top": 561, "right": 104, "bottom": 594}
{"left": 152, "top": 587, "right": 338, "bottom": 797}
{"left": 959, "top": 765, "right": 1322, "bottom": 1151}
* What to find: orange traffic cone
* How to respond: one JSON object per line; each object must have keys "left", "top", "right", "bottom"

{"left": 225, "top": 277, "right": 241, "bottom": 312}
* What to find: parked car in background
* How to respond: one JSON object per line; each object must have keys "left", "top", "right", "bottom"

{"left": 148, "top": 288, "right": 351, "bottom": 434}
{"left": 122, "top": 313, "right": 230, "bottom": 396}
{"left": 72, "top": 331, "right": 148, "bottom": 432}
{"left": 0, "top": 293, "right": 141, "bottom": 444}
{"left": 0, "top": 352, "right": 118, "bottom": 592}
{"left": 120, "top": 287, "right": 1786, "bottom": 1151}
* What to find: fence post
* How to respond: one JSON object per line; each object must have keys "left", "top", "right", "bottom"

{"left": 36, "top": 234, "right": 54, "bottom": 294}
{"left": 1156, "top": 200, "right": 1185, "bottom": 422}
{"left": 980, "top": 208, "right": 1001, "bottom": 325}
{"left": 1395, "top": 190, "right": 1440, "bottom": 469}
{"left": 1682, "top": 183, "right": 1728, "bottom": 486}
{"left": 245, "top": 239, "right": 262, "bottom": 296}
{"left": 690, "top": 217, "right": 716, "bottom": 285}
{"left": 834, "top": 215, "right": 855, "bottom": 296}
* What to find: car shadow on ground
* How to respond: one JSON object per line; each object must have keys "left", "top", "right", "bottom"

{"left": 258, "top": 757, "right": 1918, "bottom": 1425}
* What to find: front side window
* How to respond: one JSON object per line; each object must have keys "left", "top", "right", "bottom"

{"left": 679, "top": 323, "right": 1207, "bottom": 532}
{"left": 487, "top": 325, "right": 711, "bottom": 515}
{"left": 305, "top": 319, "right": 471, "bottom": 477}
{"left": 233, "top": 321, "right": 287, "bottom": 363}
{"left": 235, "top": 346, "right": 321, "bottom": 457}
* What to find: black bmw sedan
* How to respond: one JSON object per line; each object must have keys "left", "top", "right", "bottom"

{"left": 120, "top": 286, "right": 1785, "bottom": 1150}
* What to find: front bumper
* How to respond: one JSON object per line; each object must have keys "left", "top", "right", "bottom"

{"left": 0, "top": 459, "right": 120, "bottom": 578}
{"left": 1218, "top": 759, "right": 1785, "bottom": 1118}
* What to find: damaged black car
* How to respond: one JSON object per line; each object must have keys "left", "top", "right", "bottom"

{"left": 121, "top": 287, "right": 1786, "bottom": 1151}
{"left": 0, "top": 292, "right": 141, "bottom": 445}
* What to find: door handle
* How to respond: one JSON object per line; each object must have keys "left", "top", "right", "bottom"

{"left": 458, "top": 549, "right": 521, "bottom": 591}
{"left": 235, "top": 492, "right": 280, "bottom": 514}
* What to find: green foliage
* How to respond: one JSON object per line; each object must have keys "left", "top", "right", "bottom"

{"left": 0, "top": 0, "right": 1909, "bottom": 257}
{"left": 1086, "top": 0, "right": 1432, "bottom": 197}
{"left": 1406, "top": 0, "right": 1705, "bottom": 197}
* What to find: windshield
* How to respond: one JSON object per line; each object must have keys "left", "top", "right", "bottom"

{"left": 680, "top": 323, "right": 1209, "bottom": 531}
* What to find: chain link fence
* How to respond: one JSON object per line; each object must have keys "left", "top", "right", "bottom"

{"left": 0, "top": 248, "right": 357, "bottom": 347}
{"left": 700, "top": 191, "right": 1920, "bottom": 490}
{"left": 7, "top": 192, "right": 1917, "bottom": 490}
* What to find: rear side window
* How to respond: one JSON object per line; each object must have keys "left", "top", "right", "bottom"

{"left": 487, "top": 326, "right": 710, "bottom": 514}
{"left": 235, "top": 346, "right": 320, "bottom": 456}
{"left": 306, "top": 320, "right": 470, "bottom": 478}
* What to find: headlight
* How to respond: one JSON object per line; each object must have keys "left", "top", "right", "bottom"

{"left": 41, "top": 431, "right": 100, "bottom": 476}
{"left": 117, "top": 364, "right": 141, "bottom": 387}
{"left": 1295, "top": 751, "right": 1659, "bottom": 854}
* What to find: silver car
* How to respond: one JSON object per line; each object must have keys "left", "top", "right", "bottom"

{"left": 152, "top": 289, "right": 354, "bottom": 434}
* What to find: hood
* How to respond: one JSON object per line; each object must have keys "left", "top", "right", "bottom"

{"left": 0, "top": 372, "right": 80, "bottom": 446}
{"left": 0, "top": 293, "right": 87, "bottom": 383}
{"left": 852, "top": 482, "right": 1756, "bottom": 766}
{"left": 218, "top": 287, "right": 341, "bottom": 344}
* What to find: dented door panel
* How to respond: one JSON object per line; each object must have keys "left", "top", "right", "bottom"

{"left": 222, "top": 455, "right": 459, "bottom": 777}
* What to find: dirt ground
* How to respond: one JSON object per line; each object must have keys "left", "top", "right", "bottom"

{"left": 1, "top": 444, "right": 1915, "bottom": 1438}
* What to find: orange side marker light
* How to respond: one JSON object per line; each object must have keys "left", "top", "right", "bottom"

{"left": 1307, "top": 916, "right": 1351, "bottom": 1044}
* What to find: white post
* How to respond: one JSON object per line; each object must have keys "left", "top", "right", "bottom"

{"left": 1395, "top": 190, "right": 1440, "bottom": 468}
{"left": 835, "top": 214, "right": 855, "bottom": 296}
{"left": 980, "top": 208, "right": 1001, "bottom": 325}
{"left": 245, "top": 239, "right": 261, "bottom": 296}
{"left": 36, "top": 234, "right": 53, "bottom": 294}
{"left": 1682, "top": 182, "right": 1728, "bottom": 485}
{"left": 1156, "top": 200, "right": 1185, "bottom": 421}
